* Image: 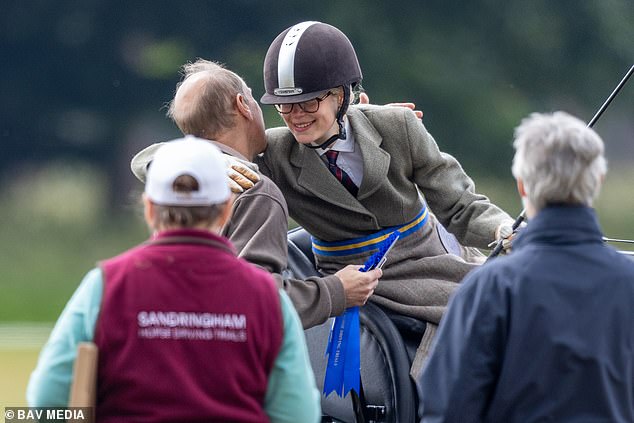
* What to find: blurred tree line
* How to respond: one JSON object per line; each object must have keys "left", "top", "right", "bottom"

{"left": 1, "top": 0, "right": 633, "bottom": 323}
{"left": 1, "top": 0, "right": 633, "bottom": 213}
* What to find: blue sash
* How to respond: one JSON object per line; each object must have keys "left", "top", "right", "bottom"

{"left": 312, "top": 205, "right": 428, "bottom": 257}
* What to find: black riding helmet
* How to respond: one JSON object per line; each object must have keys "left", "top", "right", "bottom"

{"left": 261, "top": 21, "right": 363, "bottom": 149}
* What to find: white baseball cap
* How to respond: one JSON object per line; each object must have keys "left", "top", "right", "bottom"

{"left": 145, "top": 136, "right": 230, "bottom": 206}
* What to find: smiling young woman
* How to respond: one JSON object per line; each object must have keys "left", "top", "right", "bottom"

{"left": 255, "top": 20, "right": 515, "bottom": 382}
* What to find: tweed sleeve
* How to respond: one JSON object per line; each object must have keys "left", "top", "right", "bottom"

{"left": 406, "top": 112, "right": 512, "bottom": 248}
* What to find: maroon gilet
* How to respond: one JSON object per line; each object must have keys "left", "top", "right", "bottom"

{"left": 94, "top": 229, "right": 283, "bottom": 423}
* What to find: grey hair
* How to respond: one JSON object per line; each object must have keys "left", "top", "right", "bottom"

{"left": 511, "top": 111, "right": 607, "bottom": 211}
{"left": 150, "top": 175, "right": 225, "bottom": 230}
{"left": 167, "top": 59, "right": 246, "bottom": 139}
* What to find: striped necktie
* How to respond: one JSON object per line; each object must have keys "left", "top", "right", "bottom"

{"left": 325, "top": 150, "right": 358, "bottom": 197}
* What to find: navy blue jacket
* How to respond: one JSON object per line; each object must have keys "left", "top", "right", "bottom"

{"left": 419, "top": 205, "right": 634, "bottom": 423}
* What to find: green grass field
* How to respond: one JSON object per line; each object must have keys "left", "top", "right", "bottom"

{"left": 0, "top": 324, "right": 51, "bottom": 406}
{"left": 1, "top": 349, "right": 41, "bottom": 406}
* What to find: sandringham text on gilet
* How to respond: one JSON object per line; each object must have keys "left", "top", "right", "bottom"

{"left": 137, "top": 311, "right": 247, "bottom": 342}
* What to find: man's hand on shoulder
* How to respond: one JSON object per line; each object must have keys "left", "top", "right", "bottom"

{"left": 224, "top": 155, "right": 260, "bottom": 193}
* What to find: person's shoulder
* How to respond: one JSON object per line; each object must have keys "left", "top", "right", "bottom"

{"left": 460, "top": 252, "right": 524, "bottom": 291}
{"left": 265, "top": 126, "right": 293, "bottom": 143}
{"left": 603, "top": 246, "right": 634, "bottom": 275}
{"left": 245, "top": 174, "right": 284, "bottom": 197}
{"left": 350, "top": 103, "right": 413, "bottom": 121}
{"left": 100, "top": 243, "right": 146, "bottom": 268}
{"left": 349, "top": 104, "right": 423, "bottom": 140}
{"left": 236, "top": 174, "right": 288, "bottom": 212}
{"left": 263, "top": 127, "right": 295, "bottom": 159}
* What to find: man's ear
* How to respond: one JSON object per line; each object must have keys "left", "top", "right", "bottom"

{"left": 143, "top": 194, "right": 155, "bottom": 228}
{"left": 517, "top": 178, "right": 527, "bottom": 198}
{"left": 236, "top": 93, "right": 252, "bottom": 120}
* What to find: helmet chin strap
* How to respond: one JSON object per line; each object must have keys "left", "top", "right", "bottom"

{"left": 305, "top": 88, "right": 350, "bottom": 150}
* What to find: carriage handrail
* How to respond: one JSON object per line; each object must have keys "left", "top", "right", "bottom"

{"left": 603, "top": 237, "right": 634, "bottom": 245}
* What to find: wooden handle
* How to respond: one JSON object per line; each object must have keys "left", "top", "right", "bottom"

{"left": 68, "top": 342, "right": 99, "bottom": 408}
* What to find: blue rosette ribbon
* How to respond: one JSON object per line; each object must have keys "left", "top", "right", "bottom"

{"left": 323, "top": 231, "right": 399, "bottom": 398}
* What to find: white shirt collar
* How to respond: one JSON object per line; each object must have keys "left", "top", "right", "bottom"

{"left": 316, "top": 118, "right": 355, "bottom": 156}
